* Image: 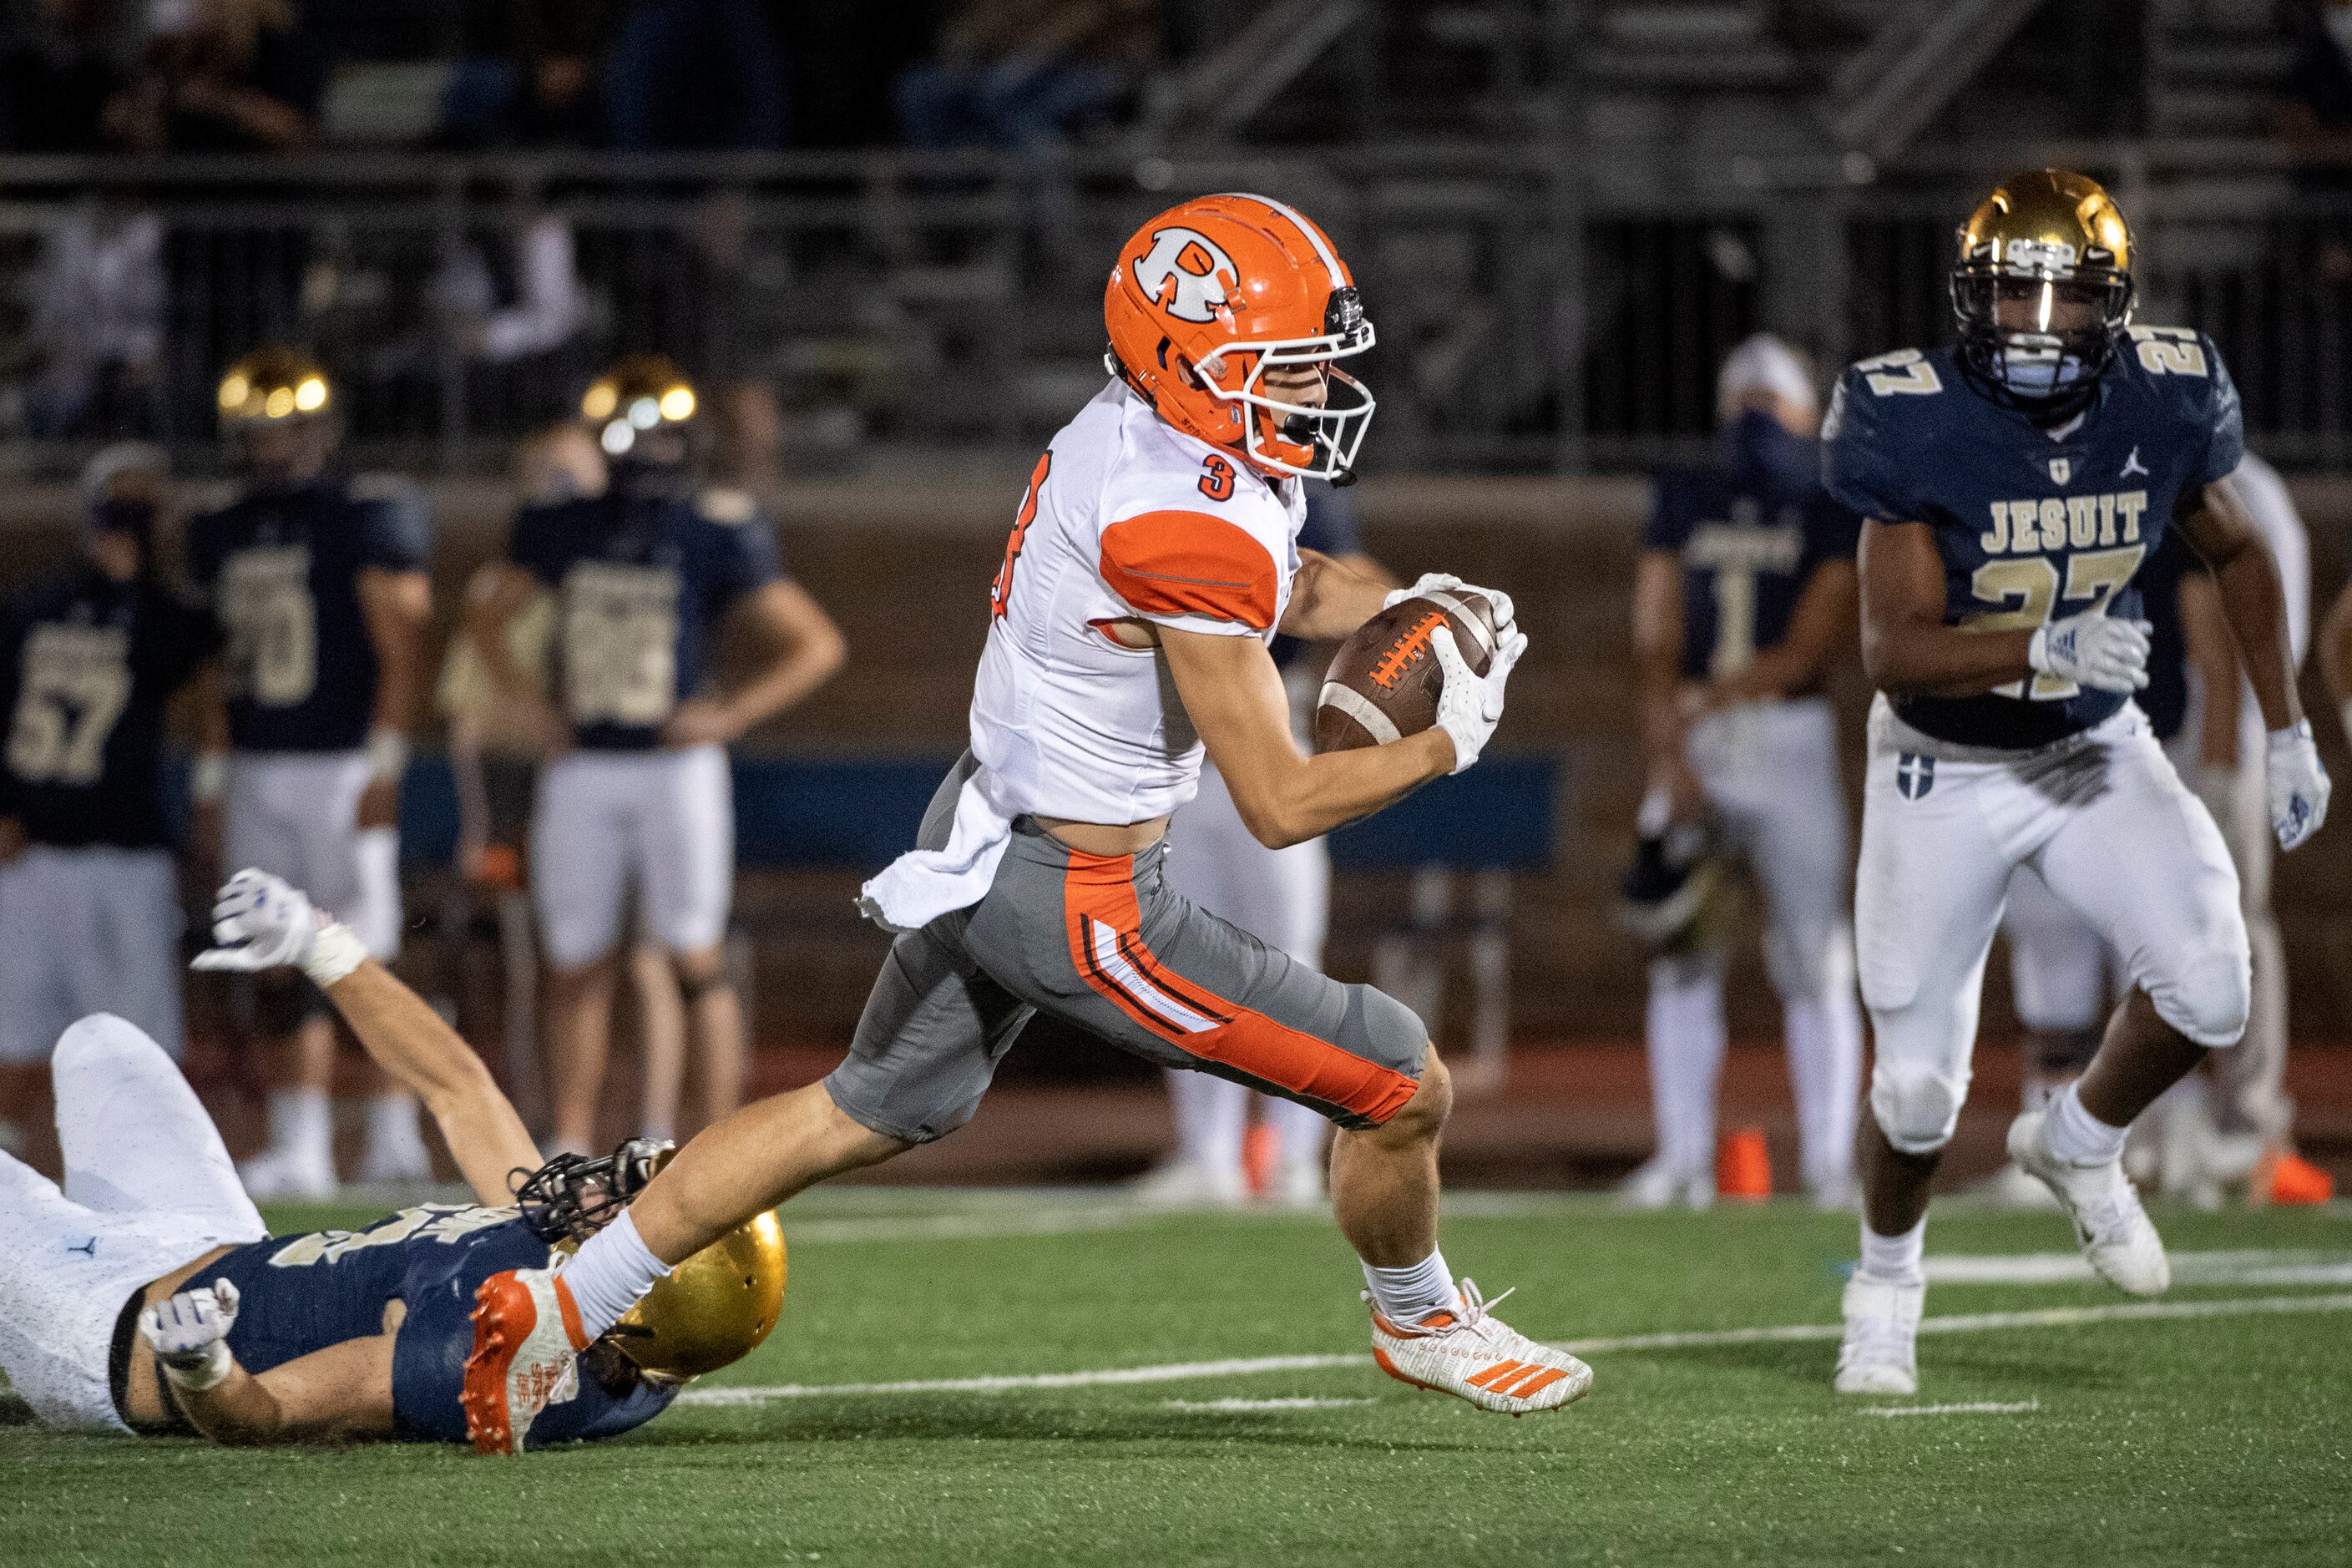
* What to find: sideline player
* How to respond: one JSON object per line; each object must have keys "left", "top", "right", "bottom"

{"left": 467, "top": 194, "right": 1580, "bottom": 1455}
{"left": 467, "top": 357, "right": 846, "bottom": 1156}
{"left": 188, "top": 348, "right": 435, "bottom": 1196}
{"left": 1138, "top": 478, "right": 1393, "bottom": 1210}
{"left": 0, "top": 868, "right": 780, "bottom": 1448}
{"left": 0, "top": 446, "right": 221, "bottom": 1164}
{"left": 2325, "top": 574, "right": 2352, "bottom": 745}
{"left": 1824, "top": 170, "right": 2330, "bottom": 1395}
{"left": 1620, "top": 334, "right": 1863, "bottom": 1211}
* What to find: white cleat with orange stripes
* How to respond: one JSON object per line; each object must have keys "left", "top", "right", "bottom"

{"left": 462, "top": 1265, "right": 589, "bottom": 1455}
{"left": 1366, "top": 1279, "right": 1593, "bottom": 1414}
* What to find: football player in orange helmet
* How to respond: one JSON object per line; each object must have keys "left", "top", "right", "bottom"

{"left": 1103, "top": 190, "right": 1376, "bottom": 483}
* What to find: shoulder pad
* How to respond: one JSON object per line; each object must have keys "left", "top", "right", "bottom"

{"left": 696, "top": 488, "right": 758, "bottom": 526}
{"left": 1844, "top": 347, "right": 1948, "bottom": 401}
{"left": 2120, "top": 325, "right": 2225, "bottom": 399}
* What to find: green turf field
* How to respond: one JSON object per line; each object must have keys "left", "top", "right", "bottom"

{"left": 7, "top": 1191, "right": 2350, "bottom": 1566}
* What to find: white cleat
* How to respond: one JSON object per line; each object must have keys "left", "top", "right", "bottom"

{"left": 1834, "top": 1274, "right": 1923, "bottom": 1395}
{"left": 1616, "top": 1158, "right": 1714, "bottom": 1211}
{"left": 357, "top": 1136, "right": 434, "bottom": 1186}
{"left": 1264, "top": 1157, "right": 1327, "bottom": 1212}
{"left": 236, "top": 1146, "right": 336, "bottom": 1201}
{"left": 2008, "top": 1110, "right": 2170, "bottom": 1297}
{"left": 1965, "top": 1161, "right": 2062, "bottom": 1211}
{"left": 1807, "top": 1169, "right": 1861, "bottom": 1213}
{"left": 1126, "top": 1157, "right": 1248, "bottom": 1210}
{"left": 1367, "top": 1278, "right": 1593, "bottom": 1415}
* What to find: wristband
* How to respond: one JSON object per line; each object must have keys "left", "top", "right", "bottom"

{"left": 2026, "top": 626, "right": 2050, "bottom": 675}
{"left": 2269, "top": 717, "right": 2315, "bottom": 751}
{"left": 301, "top": 918, "right": 369, "bottom": 988}
{"left": 191, "top": 752, "right": 228, "bottom": 803}
{"left": 366, "top": 726, "right": 411, "bottom": 787}
{"left": 156, "top": 1338, "right": 234, "bottom": 1393}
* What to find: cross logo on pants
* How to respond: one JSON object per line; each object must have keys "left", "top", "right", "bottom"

{"left": 1896, "top": 753, "right": 1935, "bottom": 800}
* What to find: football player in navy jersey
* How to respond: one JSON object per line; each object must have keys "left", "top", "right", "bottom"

{"left": 185, "top": 348, "right": 438, "bottom": 1198}
{"left": 0, "top": 867, "right": 781, "bottom": 1449}
{"left": 1823, "top": 170, "right": 2331, "bottom": 1395}
{"left": 1621, "top": 335, "right": 1864, "bottom": 1211}
{"left": 0, "top": 446, "right": 222, "bottom": 1164}
{"left": 466, "top": 357, "right": 845, "bottom": 1156}
{"left": 1141, "top": 480, "right": 1396, "bottom": 1210}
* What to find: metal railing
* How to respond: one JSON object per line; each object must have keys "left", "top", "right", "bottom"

{"left": 5, "top": 140, "right": 2352, "bottom": 475}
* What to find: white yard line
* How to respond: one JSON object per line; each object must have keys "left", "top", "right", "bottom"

{"left": 1163, "top": 1398, "right": 1373, "bottom": 1412}
{"left": 787, "top": 1208, "right": 1149, "bottom": 1245}
{"left": 1860, "top": 1400, "right": 2041, "bottom": 1418}
{"left": 1925, "top": 1250, "right": 2352, "bottom": 1287}
{"left": 676, "top": 1291, "right": 2352, "bottom": 1407}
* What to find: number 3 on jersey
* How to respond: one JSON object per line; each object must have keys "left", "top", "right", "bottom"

{"left": 990, "top": 452, "right": 1052, "bottom": 620}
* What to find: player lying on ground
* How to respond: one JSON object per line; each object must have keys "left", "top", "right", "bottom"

{"left": 0, "top": 870, "right": 779, "bottom": 1447}
{"left": 1823, "top": 169, "right": 2332, "bottom": 1396}
{"left": 465, "top": 192, "right": 1581, "bottom": 1456}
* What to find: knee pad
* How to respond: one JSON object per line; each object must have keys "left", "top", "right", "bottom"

{"left": 1869, "top": 1056, "right": 1966, "bottom": 1155}
{"left": 2149, "top": 948, "right": 2251, "bottom": 1049}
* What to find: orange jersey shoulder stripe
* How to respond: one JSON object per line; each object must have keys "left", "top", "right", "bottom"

{"left": 1099, "top": 508, "right": 1279, "bottom": 630}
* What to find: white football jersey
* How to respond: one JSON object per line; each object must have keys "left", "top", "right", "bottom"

{"left": 969, "top": 380, "right": 1304, "bottom": 825}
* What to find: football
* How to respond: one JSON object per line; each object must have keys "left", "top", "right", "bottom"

{"left": 1312, "top": 588, "right": 1501, "bottom": 751}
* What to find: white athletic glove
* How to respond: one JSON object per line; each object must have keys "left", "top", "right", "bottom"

{"left": 1384, "top": 573, "right": 1516, "bottom": 638}
{"left": 2266, "top": 719, "right": 2331, "bottom": 851}
{"left": 140, "top": 1278, "right": 240, "bottom": 1393}
{"left": 2028, "top": 613, "right": 2150, "bottom": 694}
{"left": 1430, "top": 620, "right": 1530, "bottom": 775}
{"left": 190, "top": 868, "right": 367, "bottom": 986}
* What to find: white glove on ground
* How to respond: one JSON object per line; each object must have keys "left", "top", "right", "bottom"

{"left": 2266, "top": 719, "right": 2331, "bottom": 851}
{"left": 140, "top": 1278, "right": 240, "bottom": 1392}
{"left": 190, "top": 868, "right": 367, "bottom": 986}
{"left": 2028, "top": 614, "right": 2150, "bottom": 694}
{"left": 1431, "top": 621, "right": 1530, "bottom": 774}
{"left": 1384, "top": 574, "right": 1516, "bottom": 638}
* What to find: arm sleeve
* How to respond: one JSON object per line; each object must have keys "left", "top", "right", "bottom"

{"left": 353, "top": 478, "right": 433, "bottom": 572}
{"left": 1099, "top": 508, "right": 1282, "bottom": 636}
{"left": 1298, "top": 481, "right": 1363, "bottom": 557}
{"left": 2198, "top": 337, "right": 2247, "bottom": 486}
{"left": 1820, "top": 369, "right": 1911, "bottom": 522}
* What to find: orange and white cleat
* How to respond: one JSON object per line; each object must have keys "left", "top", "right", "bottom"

{"left": 1366, "top": 1278, "right": 1592, "bottom": 1415}
{"left": 463, "top": 1266, "right": 589, "bottom": 1454}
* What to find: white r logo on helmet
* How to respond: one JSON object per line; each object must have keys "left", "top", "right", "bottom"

{"left": 1131, "top": 227, "right": 1237, "bottom": 324}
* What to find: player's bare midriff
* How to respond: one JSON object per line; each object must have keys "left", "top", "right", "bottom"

{"left": 122, "top": 1245, "right": 407, "bottom": 1426}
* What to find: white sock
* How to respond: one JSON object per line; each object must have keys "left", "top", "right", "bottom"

{"left": 1784, "top": 989, "right": 1861, "bottom": 1188}
{"left": 367, "top": 1091, "right": 424, "bottom": 1152}
{"left": 1363, "top": 1248, "right": 1463, "bottom": 1324}
{"left": 1167, "top": 1070, "right": 1247, "bottom": 1174}
{"left": 271, "top": 1088, "right": 331, "bottom": 1165}
{"left": 560, "top": 1209, "right": 668, "bottom": 1340}
{"left": 1265, "top": 1094, "right": 1328, "bottom": 1170}
{"left": 2044, "top": 1081, "right": 2128, "bottom": 1166}
{"left": 1858, "top": 1217, "right": 1925, "bottom": 1286}
{"left": 1646, "top": 955, "right": 1727, "bottom": 1176}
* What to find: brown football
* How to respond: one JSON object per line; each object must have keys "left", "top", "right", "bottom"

{"left": 1313, "top": 588, "right": 1500, "bottom": 752}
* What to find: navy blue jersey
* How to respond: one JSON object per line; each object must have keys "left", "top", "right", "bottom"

{"left": 0, "top": 565, "right": 220, "bottom": 849}
{"left": 1271, "top": 479, "right": 1364, "bottom": 670}
{"left": 508, "top": 480, "right": 782, "bottom": 751}
{"left": 201, "top": 1204, "right": 675, "bottom": 1449}
{"left": 1824, "top": 330, "right": 2243, "bottom": 749}
{"left": 1646, "top": 417, "right": 1860, "bottom": 685}
{"left": 183, "top": 474, "right": 432, "bottom": 753}
{"left": 2134, "top": 531, "right": 2199, "bottom": 744}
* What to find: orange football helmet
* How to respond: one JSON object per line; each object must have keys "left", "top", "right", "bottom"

{"left": 1104, "top": 192, "right": 1375, "bottom": 482}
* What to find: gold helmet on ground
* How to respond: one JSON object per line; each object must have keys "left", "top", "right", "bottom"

{"left": 582, "top": 353, "right": 698, "bottom": 459}
{"left": 217, "top": 346, "right": 332, "bottom": 427}
{"left": 1950, "top": 169, "right": 2135, "bottom": 407}
{"left": 609, "top": 1208, "right": 788, "bottom": 1380}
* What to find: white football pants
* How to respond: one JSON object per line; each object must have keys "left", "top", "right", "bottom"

{"left": 226, "top": 751, "right": 402, "bottom": 960}
{"left": 0, "top": 847, "right": 185, "bottom": 1065}
{"left": 1856, "top": 699, "right": 2248, "bottom": 1155}
{"left": 1159, "top": 759, "right": 1333, "bottom": 1172}
{"left": 0, "top": 1014, "right": 265, "bottom": 1431}
{"left": 1646, "top": 698, "right": 1862, "bottom": 1187}
{"left": 530, "top": 744, "right": 734, "bottom": 969}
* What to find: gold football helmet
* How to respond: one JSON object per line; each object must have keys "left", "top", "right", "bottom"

{"left": 216, "top": 346, "right": 332, "bottom": 427}
{"left": 582, "top": 353, "right": 697, "bottom": 460}
{"left": 1950, "top": 169, "right": 2134, "bottom": 407}
{"left": 609, "top": 1208, "right": 788, "bottom": 1380}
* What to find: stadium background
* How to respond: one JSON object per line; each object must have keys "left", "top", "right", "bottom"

{"left": 4, "top": 0, "right": 2351, "bottom": 1184}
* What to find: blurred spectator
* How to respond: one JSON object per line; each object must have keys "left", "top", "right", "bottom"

{"left": 604, "top": 0, "right": 787, "bottom": 150}
{"left": 25, "top": 193, "right": 164, "bottom": 438}
{"left": 113, "top": 0, "right": 326, "bottom": 153}
{"left": 0, "top": 0, "right": 144, "bottom": 153}
{"left": 894, "top": 0, "right": 1151, "bottom": 152}
{"left": 2282, "top": 0, "right": 2352, "bottom": 154}
{"left": 443, "top": 0, "right": 620, "bottom": 148}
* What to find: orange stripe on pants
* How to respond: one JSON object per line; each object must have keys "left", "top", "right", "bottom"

{"left": 1061, "top": 849, "right": 1420, "bottom": 1125}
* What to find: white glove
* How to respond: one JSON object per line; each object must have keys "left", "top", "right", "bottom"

{"left": 190, "top": 868, "right": 367, "bottom": 986}
{"left": 1384, "top": 573, "right": 1516, "bottom": 638}
{"left": 140, "top": 1278, "right": 241, "bottom": 1392}
{"left": 2028, "top": 614, "right": 2150, "bottom": 694}
{"left": 1430, "top": 621, "right": 1530, "bottom": 774}
{"left": 2266, "top": 719, "right": 2331, "bottom": 851}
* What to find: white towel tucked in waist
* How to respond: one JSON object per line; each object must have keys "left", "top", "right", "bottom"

{"left": 857, "top": 771, "right": 1014, "bottom": 934}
